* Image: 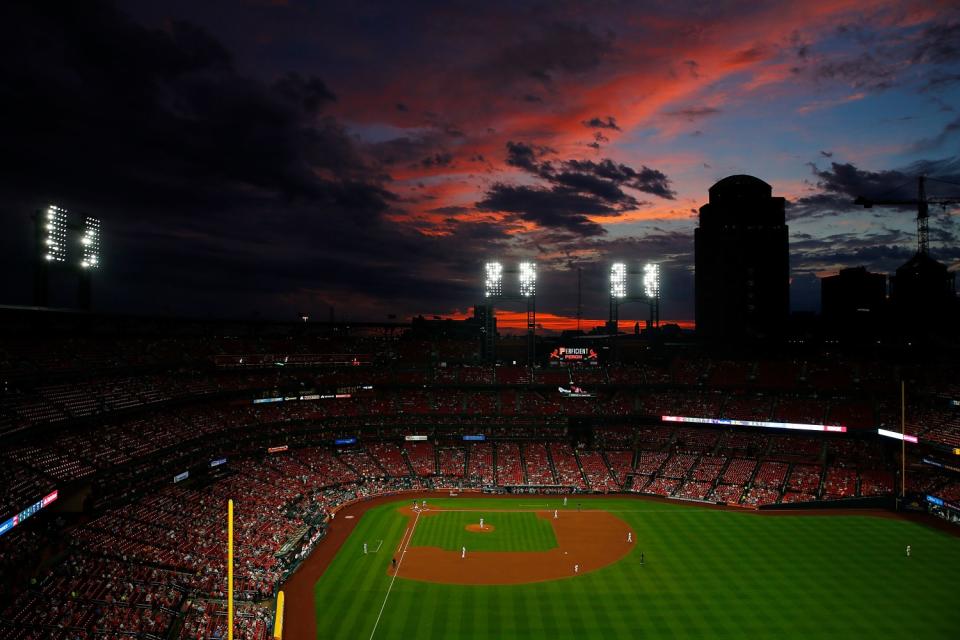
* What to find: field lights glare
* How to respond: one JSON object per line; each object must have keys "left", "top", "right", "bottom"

{"left": 519, "top": 261, "right": 536, "bottom": 297}
{"left": 484, "top": 262, "right": 503, "bottom": 297}
{"left": 44, "top": 204, "right": 68, "bottom": 263}
{"left": 81, "top": 217, "right": 101, "bottom": 270}
{"left": 611, "top": 262, "right": 627, "bottom": 298}
{"left": 643, "top": 263, "right": 660, "bottom": 299}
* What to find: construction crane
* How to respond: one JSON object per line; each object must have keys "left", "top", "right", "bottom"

{"left": 854, "top": 176, "right": 960, "bottom": 256}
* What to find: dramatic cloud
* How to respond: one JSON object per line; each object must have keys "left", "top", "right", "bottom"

{"left": 582, "top": 116, "right": 621, "bottom": 131}
{"left": 478, "top": 143, "right": 676, "bottom": 237}
{"left": 0, "top": 0, "right": 957, "bottom": 326}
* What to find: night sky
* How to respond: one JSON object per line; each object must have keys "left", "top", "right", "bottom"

{"left": 1, "top": 1, "right": 958, "bottom": 330}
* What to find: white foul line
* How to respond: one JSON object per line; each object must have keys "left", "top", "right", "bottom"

{"left": 369, "top": 510, "right": 421, "bottom": 640}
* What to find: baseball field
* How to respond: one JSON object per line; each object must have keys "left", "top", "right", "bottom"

{"left": 287, "top": 494, "right": 960, "bottom": 639}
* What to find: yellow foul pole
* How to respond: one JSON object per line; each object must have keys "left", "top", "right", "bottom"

{"left": 274, "top": 590, "right": 285, "bottom": 638}
{"left": 228, "top": 499, "right": 234, "bottom": 640}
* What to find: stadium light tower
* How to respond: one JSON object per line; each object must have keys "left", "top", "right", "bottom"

{"left": 610, "top": 262, "right": 627, "bottom": 299}
{"left": 519, "top": 261, "right": 536, "bottom": 297}
{"left": 480, "top": 260, "right": 539, "bottom": 367}
{"left": 518, "top": 261, "right": 537, "bottom": 365}
{"left": 32, "top": 205, "right": 103, "bottom": 309}
{"left": 484, "top": 261, "right": 503, "bottom": 297}
{"left": 80, "top": 217, "right": 100, "bottom": 269}
{"left": 608, "top": 261, "right": 661, "bottom": 343}
{"left": 45, "top": 205, "right": 68, "bottom": 263}
{"left": 78, "top": 216, "right": 101, "bottom": 309}
{"left": 644, "top": 262, "right": 661, "bottom": 327}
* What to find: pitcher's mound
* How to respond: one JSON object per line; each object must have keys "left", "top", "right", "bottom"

{"left": 465, "top": 524, "right": 495, "bottom": 533}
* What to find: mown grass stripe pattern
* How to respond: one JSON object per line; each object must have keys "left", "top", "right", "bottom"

{"left": 410, "top": 510, "right": 557, "bottom": 552}
{"left": 313, "top": 497, "right": 960, "bottom": 639}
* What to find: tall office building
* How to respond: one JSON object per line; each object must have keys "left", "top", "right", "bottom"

{"left": 695, "top": 175, "right": 789, "bottom": 341}
{"left": 821, "top": 266, "right": 887, "bottom": 336}
{"left": 890, "top": 252, "right": 956, "bottom": 325}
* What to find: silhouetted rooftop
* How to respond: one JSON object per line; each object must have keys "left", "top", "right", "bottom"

{"left": 708, "top": 174, "right": 772, "bottom": 204}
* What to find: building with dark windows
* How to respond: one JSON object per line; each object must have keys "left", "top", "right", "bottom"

{"left": 821, "top": 266, "right": 887, "bottom": 335}
{"left": 890, "top": 252, "right": 956, "bottom": 326}
{"left": 695, "top": 175, "right": 788, "bottom": 341}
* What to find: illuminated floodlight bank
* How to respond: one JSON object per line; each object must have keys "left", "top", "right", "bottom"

{"left": 45, "top": 205, "right": 68, "bottom": 262}
{"left": 81, "top": 216, "right": 101, "bottom": 269}
{"left": 484, "top": 262, "right": 503, "bottom": 297}
{"left": 519, "top": 261, "right": 536, "bottom": 297}
{"left": 662, "top": 415, "right": 848, "bottom": 433}
{"left": 643, "top": 262, "right": 660, "bottom": 299}
{"left": 610, "top": 262, "right": 627, "bottom": 298}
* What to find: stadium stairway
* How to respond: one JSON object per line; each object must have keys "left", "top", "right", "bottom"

{"left": 573, "top": 448, "right": 590, "bottom": 489}
{"left": 518, "top": 444, "right": 529, "bottom": 484}
{"left": 546, "top": 445, "right": 560, "bottom": 483}
{"left": 600, "top": 451, "right": 623, "bottom": 490}
{"left": 399, "top": 448, "right": 417, "bottom": 476}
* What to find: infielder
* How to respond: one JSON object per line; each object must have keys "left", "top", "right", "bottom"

{"left": 462, "top": 546, "right": 466, "bottom": 559}
{"left": 574, "top": 564, "right": 579, "bottom": 574}
{"left": 480, "top": 517, "right": 484, "bottom": 529}
{"left": 554, "top": 510, "right": 558, "bottom": 519}
{"left": 627, "top": 532, "right": 632, "bottom": 543}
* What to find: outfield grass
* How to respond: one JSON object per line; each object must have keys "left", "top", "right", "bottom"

{"left": 313, "top": 496, "right": 960, "bottom": 639}
{"left": 411, "top": 510, "right": 557, "bottom": 552}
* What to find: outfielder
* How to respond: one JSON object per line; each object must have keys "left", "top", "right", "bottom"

{"left": 462, "top": 546, "right": 466, "bottom": 559}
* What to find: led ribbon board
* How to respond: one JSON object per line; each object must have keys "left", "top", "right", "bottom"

{"left": 662, "top": 415, "right": 847, "bottom": 433}
{"left": 0, "top": 490, "right": 58, "bottom": 538}
{"left": 877, "top": 428, "right": 918, "bottom": 443}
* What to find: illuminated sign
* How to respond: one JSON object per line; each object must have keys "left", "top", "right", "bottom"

{"left": 559, "top": 385, "right": 593, "bottom": 398}
{"left": 877, "top": 428, "right": 918, "bottom": 443}
{"left": 300, "top": 394, "right": 320, "bottom": 400}
{"left": 268, "top": 445, "right": 289, "bottom": 454}
{"left": 335, "top": 437, "right": 357, "bottom": 445}
{"left": 953, "top": 448, "right": 960, "bottom": 456}
{"left": 922, "top": 457, "right": 960, "bottom": 473}
{"left": 463, "top": 434, "right": 486, "bottom": 441}
{"left": 549, "top": 346, "right": 598, "bottom": 363}
{"left": 927, "top": 495, "right": 944, "bottom": 506}
{"left": 210, "top": 458, "right": 227, "bottom": 468}
{"left": 174, "top": 471, "right": 189, "bottom": 483}
{"left": 662, "top": 415, "right": 847, "bottom": 433}
{"left": 1, "top": 490, "right": 60, "bottom": 537}
{"left": 405, "top": 435, "right": 428, "bottom": 441}
{"left": 253, "top": 397, "right": 283, "bottom": 404}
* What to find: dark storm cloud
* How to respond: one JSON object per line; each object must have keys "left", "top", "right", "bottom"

{"left": 505, "top": 141, "right": 555, "bottom": 172}
{"left": 481, "top": 143, "right": 676, "bottom": 236}
{"left": 559, "top": 159, "right": 676, "bottom": 200}
{"left": 273, "top": 72, "right": 337, "bottom": 113}
{"left": 481, "top": 21, "right": 614, "bottom": 84}
{"left": 421, "top": 152, "right": 454, "bottom": 168}
{"left": 477, "top": 185, "right": 609, "bottom": 236}
{"left": 911, "top": 20, "right": 960, "bottom": 65}
{"left": 789, "top": 158, "right": 960, "bottom": 220}
{"left": 0, "top": 1, "right": 514, "bottom": 319}
{"left": 582, "top": 116, "right": 621, "bottom": 131}
{"left": 0, "top": 1, "right": 380, "bottom": 210}
{"left": 814, "top": 53, "right": 896, "bottom": 90}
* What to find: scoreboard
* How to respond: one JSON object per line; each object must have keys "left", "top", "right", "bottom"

{"left": 549, "top": 346, "right": 598, "bottom": 365}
